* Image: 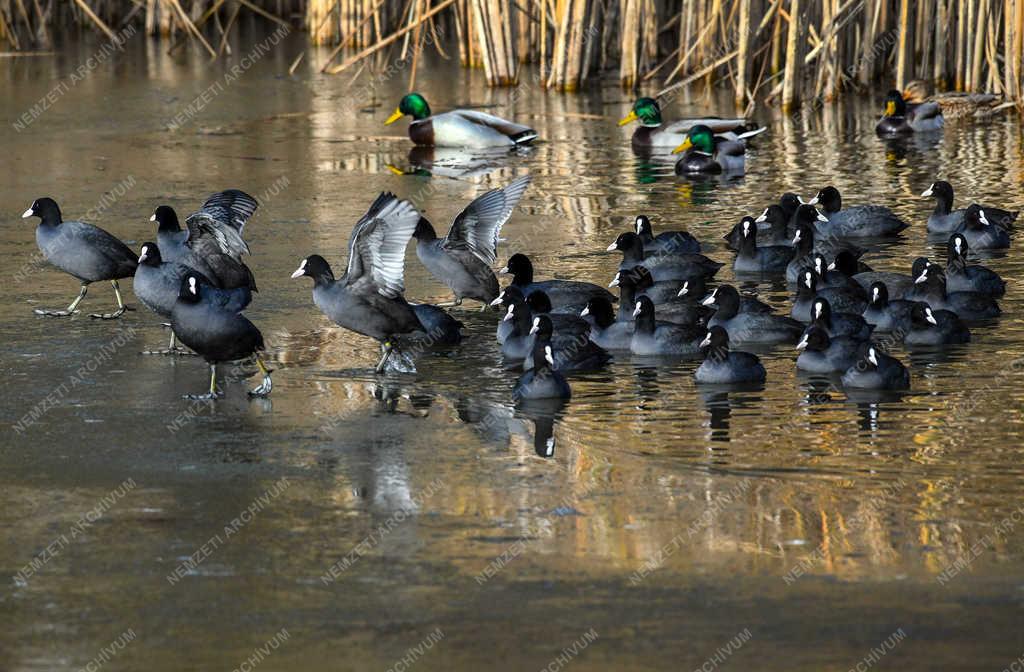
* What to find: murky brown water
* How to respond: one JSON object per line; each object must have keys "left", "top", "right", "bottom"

{"left": 3, "top": 27, "right": 1024, "bottom": 671}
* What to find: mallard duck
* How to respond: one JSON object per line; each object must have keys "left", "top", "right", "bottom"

{"left": 904, "top": 80, "right": 1008, "bottom": 119}
{"left": 876, "top": 89, "right": 943, "bottom": 135}
{"left": 384, "top": 93, "right": 537, "bottom": 149}
{"left": 618, "top": 97, "right": 759, "bottom": 151}
{"left": 671, "top": 125, "right": 749, "bottom": 174}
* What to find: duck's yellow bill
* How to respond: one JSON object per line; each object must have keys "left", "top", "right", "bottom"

{"left": 384, "top": 108, "right": 404, "bottom": 125}
{"left": 617, "top": 110, "right": 639, "bottom": 126}
{"left": 385, "top": 164, "right": 404, "bottom": 176}
{"left": 671, "top": 138, "right": 693, "bottom": 154}
{"left": 884, "top": 101, "right": 896, "bottom": 116}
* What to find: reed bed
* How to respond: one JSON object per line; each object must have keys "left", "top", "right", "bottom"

{"left": 2, "top": 0, "right": 1023, "bottom": 109}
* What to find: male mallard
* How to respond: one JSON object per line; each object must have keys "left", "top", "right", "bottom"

{"left": 384, "top": 92, "right": 537, "bottom": 149}
{"left": 618, "top": 97, "right": 762, "bottom": 152}
{"left": 671, "top": 125, "right": 749, "bottom": 174}
{"left": 875, "top": 89, "right": 943, "bottom": 135}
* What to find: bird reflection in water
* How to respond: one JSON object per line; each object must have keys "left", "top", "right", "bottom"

{"left": 387, "top": 146, "right": 523, "bottom": 179}
{"left": 451, "top": 394, "right": 567, "bottom": 459}
{"left": 844, "top": 389, "right": 910, "bottom": 436}
{"left": 515, "top": 398, "right": 569, "bottom": 459}
{"left": 697, "top": 386, "right": 765, "bottom": 444}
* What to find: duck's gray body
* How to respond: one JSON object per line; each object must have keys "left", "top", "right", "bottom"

{"left": 863, "top": 300, "right": 914, "bottom": 333}
{"left": 36, "top": 221, "right": 137, "bottom": 282}
{"left": 514, "top": 365, "right": 571, "bottom": 400}
{"left": 410, "top": 304, "right": 463, "bottom": 345}
{"left": 586, "top": 321, "right": 634, "bottom": 350}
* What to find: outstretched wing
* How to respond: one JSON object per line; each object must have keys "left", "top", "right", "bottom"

{"left": 199, "top": 189, "right": 259, "bottom": 232}
{"left": 443, "top": 175, "right": 531, "bottom": 264}
{"left": 345, "top": 193, "right": 420, "bottom": 298}
{"left": 185, "top": 189, "right": 258, "bottom": 259}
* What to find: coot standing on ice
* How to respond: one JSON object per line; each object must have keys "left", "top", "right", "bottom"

{"left": 23, "top": 197, "right": 138, "bottom": 319}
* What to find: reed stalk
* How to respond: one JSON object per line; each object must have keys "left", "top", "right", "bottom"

{"left": 4, "top": 0, "right": 1024, "bottom": 110}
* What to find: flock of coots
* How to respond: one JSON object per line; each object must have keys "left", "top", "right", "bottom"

{"left": 18, "top": 87, "right": 1016, "bottom": 403}
{"left": 20, "top": 173, "right": 1014, "bottom": 403}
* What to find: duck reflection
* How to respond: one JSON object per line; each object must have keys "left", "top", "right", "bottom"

{"left": 389, "top": 146, "right": 522, "bottom": 179}
{"left": 631, "top": 156, "right": 674, "bottom": 184}
{"left": 881, "top": 131, "right": 943, "bottom": 161}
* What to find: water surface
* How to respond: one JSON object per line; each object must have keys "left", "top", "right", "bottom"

{"left": 2, "top": 29, "right": 1024, "bottom": 671}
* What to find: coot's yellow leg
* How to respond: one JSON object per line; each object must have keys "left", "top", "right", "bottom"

{"left": 35, "top": 283, "right": 88, "bottom": 316}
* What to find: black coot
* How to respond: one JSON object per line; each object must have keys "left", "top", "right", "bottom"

{"left": 500, "top": 253, "right": 615, "bottom": 310}
{"left": 908, "top": 263, "right": 1000, "bottom": 320}
{"left": 946, "top": 233, "right": 1006, "bottom": 297}
{"left": 23, "top": 197, "right": 138, "bottom": 319}
{"left": 514, "top": 341, "right": 571, "bottom": 400}
{"left": 135, "top": 242, "right": 250, "bottom": 354}
{"left": 171, "top": 274, "right": 271, "bottom": 399}
{"left": 607, "top": 232, "right": 722, "bottom": 282}
{"left": 151, "top": 190, "right": 259, "bottom": 294}
{"left": 791, "top": 270, "right": 868, "bottom": 322}
{"left": 960, "top": 205, "right": 1011, "bottom": 250}
{"left": 580, "top": 297, "right": 633, "bottom": 350}
{"left": 904, "top": 302, "right": 971, "bottom": 346}
{"left": 630, "top": 296, "right": 704, "bottom": 356}
{"left": 805, "top": 296, "right": 873, "bottom": 341}
{"left": 796, "top": 326, "right": 861, "bottom": 373}
{"left": 634, "top": 214, "right": 701, "bottom": 254}
{"left": 862, "top": 282, "right": 915, "bottom": 333}
{"left": 732, "top": 217, "right": 795, "bottom": 273}
{"left": 413, "top": 175, "right": 530, "bottom": 306}
{"left": 841, "top": 344, "right": 910, "bottom": 390}
{"left": 609, "top": 266, "right": 686, "bottom": 305}
{"left": 291, "top": 193, "right": 426, "bottom": 372}
{"left": 809, "top": 186, "right": 908, "bottom": 237}
{"left": 615, "top": 266, "right": 711, "bottom": 326}
{"left": 922, "top": 180, "right": 1018, "bottom": 233}
{"left": 695, "top": 326, "right": 767, "bottom": 384}
{"left": 704, "top": 285, "right": 803, "bottom": 344}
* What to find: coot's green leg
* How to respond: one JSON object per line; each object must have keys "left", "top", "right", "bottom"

{"left": 90, "top": 280, "right": 130, "bottom": 319}
{"left": 34, "top": 283, "right": 88, "bottom": 316}
{"left": 248, "top": 358, "right": 273, "bottom": 397}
